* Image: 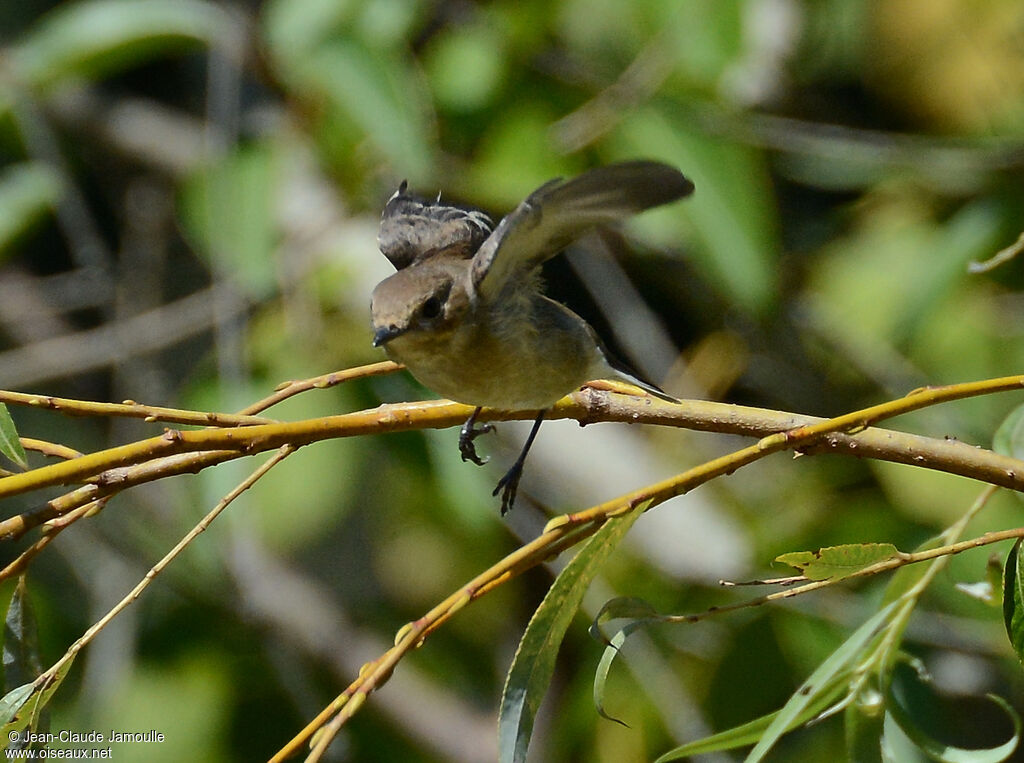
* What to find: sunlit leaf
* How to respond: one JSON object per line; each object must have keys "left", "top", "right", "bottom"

{"left": 299, "top": 39, "right": 435, "bottom": 181}
{"left": 179, "top": 144, "right": 279, "bottom": 299}
{"left": 11, "top": 0, "right": 234, "bottom": 90}
{"left": 0, "top": 404, "right": 28, "bottom": 471}
{"left": 776, "top": 543, "right": 901, "bottom": 582}
{"left": 425, "top": 23, "right": 507, "bottom": 112}
{"left": 498, "top": 504, "right": 646, "bottom": 763}
{"left": 611, "top": 106, "right": 780, "bottom": 315}
{"left": 0, "top": 163, "right": 62, "bottom": 260}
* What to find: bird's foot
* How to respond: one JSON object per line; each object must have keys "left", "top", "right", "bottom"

{"left": 459, "top": 412, "right": 493, "bottom": 466}
{"left": 493, "top": 462, "right": 523, "bottom": 516}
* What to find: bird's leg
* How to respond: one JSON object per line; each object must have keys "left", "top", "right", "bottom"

{"left": 459, "top": 406, "right": 493, "bottom": 465}
{"left": 493, "top": 410, "right": 545, "bottom": 515}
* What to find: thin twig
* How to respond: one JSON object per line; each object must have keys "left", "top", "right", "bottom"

{"left": 34, "top": 445, "right": 294, "bottom": 690}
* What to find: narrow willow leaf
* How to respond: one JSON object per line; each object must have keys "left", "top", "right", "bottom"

{"left": 0, "top": 163, "right": 62, "bottom": 258}
{"left": 498, "top": 504, "right": 646, "bottom": 763}
{"left": 592, "top": 621, "right": 651, "bottom": 727}
{"left": 302, "top": 40, "right": 435, "bottom": 181}
{"left": 886, "top": 683, "right": 1020, "bottom": 763}
{"left": 653, "top": 671, "right": 854, "bottom": 762}
{"left": 589, "top": 596, "right": 660, "bottom": 645}
{"left": 0, "top": 404, "right": 27, "bottom": 471}
{"left": 3, "top": 577, "right": 42, "bottom": 689}
{"left": 12, "top": 0, "right": 232, "bottom": 90}
{"left": 0, "top": 657, "right": 76, "bottom": 741}
{"left": 590, "top": 595, "right": 664, "bottom": 723}
{"left": 744, "top": 601, "right": 899, "bottom": 763}
{"left": 994, "top": 405, "right": 1024, "bottom": 506}
{"left": 882, "top": 711, "right": 931, "bottom": 763}
{"left": 845, "top": 683, "right": 886, "bottom": 763}
{"left": 0, "top": 684, "right": 33, "bottom": 728}
{"left": 993, "top": 403, "right": 1024, "bottom": 461}
{"left": 882, "top": 535, "right": 943, "bottom": 607}
{"left": 1002, "top": 539, "right": 1024, "bottom": 665}
{"left": 776, "top": 543, "right": 900, "bottom": 582}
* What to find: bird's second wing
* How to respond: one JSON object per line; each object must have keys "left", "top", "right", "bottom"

{"left": 469, "top": 161, "right": 694, "bottom": 298}
{"left": 378, "top": 181, "right": 493, "bottom": 270}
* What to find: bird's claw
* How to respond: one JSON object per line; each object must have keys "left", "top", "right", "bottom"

{"left": 459, "top": 418, "right": 493, "bottom": 465}
{"left": 493, "top": 462, "right": 523, "bottom": 516}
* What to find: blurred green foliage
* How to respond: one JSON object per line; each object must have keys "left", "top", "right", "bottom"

{"left": 0, "top": 0, "right": 1023, "bottom": 760}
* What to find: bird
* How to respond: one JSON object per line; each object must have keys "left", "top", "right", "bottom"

{"left": 370, "top": 160, "right": 694, "bottom": 514}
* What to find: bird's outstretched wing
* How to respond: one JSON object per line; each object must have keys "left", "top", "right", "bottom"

{"left": 469, "top": 161, "right": 694, "bottom": 299}
{"left": 378, "top": 181, "right": 493, "bottom": 270}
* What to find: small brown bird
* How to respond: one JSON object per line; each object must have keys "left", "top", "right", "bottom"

{"left": 371, "top": 161, "right": 694, "bottom": 513}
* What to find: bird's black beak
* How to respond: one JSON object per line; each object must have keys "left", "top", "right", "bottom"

{"left": 372, "top": 325, "right": 405, "bottom": 347}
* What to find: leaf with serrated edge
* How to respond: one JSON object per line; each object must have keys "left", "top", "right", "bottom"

{"left": 498, "top": 503, "right": 646, "bottom": 763}
{"left": 776, "top": 543, "right": 900, "bottom": 581}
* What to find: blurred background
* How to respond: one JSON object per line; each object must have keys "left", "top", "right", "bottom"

{"left": 1, "top": 0, "right": 1023, "bottom": 760}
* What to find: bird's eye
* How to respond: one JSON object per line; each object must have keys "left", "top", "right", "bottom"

{"left": 421, "top": 296, "right": 442, "bottom": 319}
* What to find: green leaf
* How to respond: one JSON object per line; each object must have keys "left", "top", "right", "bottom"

{"left": 845, "top": 678, "right": 887, "bottom": 763}
{"left": 882, "top": 710, "right": 931, "bottom": 763}
{"left": 882, "top": 535, "right": 943, "bottom": 607}
{"left": 744, "top": 600, "right": 899, "bottom": 763}
{"left": 179, "top": 144, "right": 279, "bottom": 298}
{"left": 589, "top": 596, "right": 660, "bottom": 644}
{"left": 0, "top": 657, "right": 76, "bottom": 743}
{"left": 611, "top": 106, "right": 780, "bottom": 315}
{"left": 1002, "top": 539, "right": 1024, "bottom": 665}
{"left": 498, "top": 505, "right": 646, "bottom": 763}
{"left": 592, "top": 620, "right": 648, "bottom": 728}
{"left": 775, "top": 543, "right": 901, "bottom": 582}
{"left": 654, "top": 670, "right": 854, "bottom": 761}
{"left": 955, "top": 554, "right": 1004, "bottom": 607}
{"left": 994, "top": 403, "right": 1024, "bottom": 462}
{"left": 886, "top": 670, "right": 1021, "bottom": 763}
{"left": 11, "top": 0, "right": 234, "bottom": 90}
{"left": 0, "top": 404, "right": 28, "bottom": 471}
{"left": 299, "top": 39, "right": 435, "bottom": 181}
{"left": 0, "top": 684, "right": 34, "bottom": 729}
{"left": 589, "top": 596, "right": 667, "bottom": 725}
{"left": 0, "top": 163, "right": 63, "bottom": 259}
{"left": 0, "top": 580, "right": 73, "bottom": 743}
{"left": 3, "top": 578, "right": 41, "bottom": 691}
{"left": 425, "top": 23, "right": 507, "bottom": 112}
